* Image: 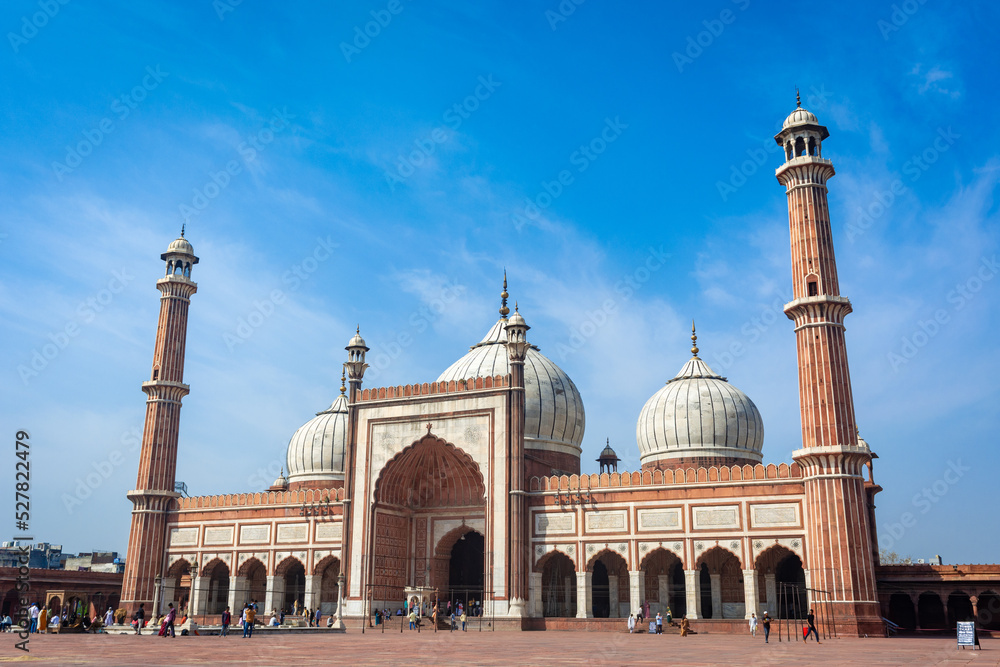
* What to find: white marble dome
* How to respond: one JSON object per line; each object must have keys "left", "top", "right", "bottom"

{"left": 437, "top": 317, "right": 585, "bottom": 457}
{"left": 636, "top": 355, "right": 763, "bottom": 466}
{"left": 166, "top": 236, "right": 195, "bottom": 255}
{"left": 286, "top": 392, "right": 348, "bottom": 486}
{"left": 782, "top": 106, "right": 819, "bottom": 129}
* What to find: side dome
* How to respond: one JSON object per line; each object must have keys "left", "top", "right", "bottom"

{"left": 636, "top": 329, "right": 763, "bottom": 470}
{"left": 437, "top": 316, "right": 585, "bottom": 461}
{"left": 286, "top": 391, "right": 348, "bottom": 489}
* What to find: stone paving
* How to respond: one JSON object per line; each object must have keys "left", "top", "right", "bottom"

{"left": 0, "top": 631, "right": 996, "bottom": 666}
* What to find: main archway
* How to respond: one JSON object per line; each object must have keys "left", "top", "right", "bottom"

{"left": 371, "top": 434, "right": 487, "bottom": 606}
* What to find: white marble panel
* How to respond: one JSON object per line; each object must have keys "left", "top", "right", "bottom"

{"left": 637, "top": 508, "right": 681, "bottom": 531}
{"left": 534, "top": 513, "right": 575, "bottom": 535}
{"left": 750, "top": 503, "right": 799, "bottom": 528}
{"left": 315, "top": 523, "right": 343, "bottom": 542}
{"left": 239, "top": 524, "right": 271, "bottom": 544}
{"left": 276, "top": 523, "right": 308, "bottom": 543}
{"left": 169, "top": 527, "right": 198, "bottom": 547}
{"left": 203, "top": 526, "right": 233, "bottom": 546}
{"left": 585, "top": 510, "right": 627, "bottom": 532}
{"left": 692, "top": 505, "right": 740, "bottom": 529}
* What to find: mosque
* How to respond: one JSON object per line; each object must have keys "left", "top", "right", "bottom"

{"left": 118, "top": 101, "right": 999, "bottom": 635}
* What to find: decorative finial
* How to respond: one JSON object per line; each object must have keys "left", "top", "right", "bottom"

{"left": 691, "top": 320, "right": 699, "bottom": 357}
{"left": 500, "top": 270, "right": 510, "bottom": 318}
{"left": 356, "top": 325, "right": 360, "bottom": 334}
{"left": 796, "top": 87, "right": 801, "bottom": 108}
{"left": 279, "top": 467, "right": 284, "bottom": 477}
{"left": 340, "top": 366, "right": 346, "bottom": 395}
{"left": 180, "top": 223, "right": 185, "bottom": 237}
{"left": 514, "top": 301, "right": 519, "bottom": 312}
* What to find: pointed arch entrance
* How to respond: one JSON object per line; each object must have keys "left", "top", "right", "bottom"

{"left": 370, "top": 433, "right": 486, "bottom": 607}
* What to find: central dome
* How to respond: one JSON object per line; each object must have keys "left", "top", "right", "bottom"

{"left": 285, "top": 385, "right": 348, "bottom": 490}
{"left": 636, "top": 328, "right": 763, "bottom": 470}
{"left": 437, "top": 309, "right": 585, "bottom": 463}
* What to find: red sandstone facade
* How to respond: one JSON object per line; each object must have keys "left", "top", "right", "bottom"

{"left": 119, "top": 103, "right": 995, "bottom": 636}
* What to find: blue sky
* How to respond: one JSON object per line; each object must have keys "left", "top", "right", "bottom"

{"left": 1, "top": 1, "right": 997, "bottom": 563}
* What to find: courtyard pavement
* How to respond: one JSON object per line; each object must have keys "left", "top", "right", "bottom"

{"left": 0, "top": 630, "right": 995, "bottom": 666}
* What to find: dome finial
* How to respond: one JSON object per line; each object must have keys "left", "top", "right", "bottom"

{"left": 180, "top": 223, "right": 185, "bottom": 238}
{"left": 500, "top": 270, "right": 510, "bottom": 318}
{"left": 340, "top": 366, "right": 347, "bottom": 396}
{"left": 796, "top": 86, "right": 801, "bottom": 108}
{"left": 691, "top": 320, "right": 699, "bottom": 357}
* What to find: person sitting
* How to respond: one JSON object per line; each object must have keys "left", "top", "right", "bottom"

{"left": 268, "top": 614, "right": 279, "bottom": 627}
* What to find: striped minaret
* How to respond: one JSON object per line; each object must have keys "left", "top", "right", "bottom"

{"left": 776, "top": 95, "right": 881, "bottom": 636}
{"left": 120, "top": 231, "right": 199, "bottom": 614}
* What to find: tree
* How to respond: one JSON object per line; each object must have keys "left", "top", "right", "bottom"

{"left": 879, "top": 548, "right": 913, "bottom": 565}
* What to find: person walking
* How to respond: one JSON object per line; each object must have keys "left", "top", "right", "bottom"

{"left": 103, "top": 606, "right": 114, "bottom": 628}
{"left": 655, "top": 611, "right": 663, "bottom": 634}
{"left": 133, "top": 603, "right": 145, "bottom": 635}
{"left": 244, "top": 605, "right": 256, "bottom": 638}
{"left": 28, "top": 604, "right": 39, "bottom": 633}
{"left": 221, "top": 606, "right": 231, "bottom": 636}
{"left": 666, "top": 607, "right": 672, "bottom": 626}
{"left": 749, "top": 612, "right": 758, "bottom": 637}
{"left": 680, "top": 616, "right": 690, "bottom": 637}
{"left": 806, "top": 608, "right": 821, "bottom": 643}
{"left": 460, "top": 610, "right": 467, "bottom": 632}
{"left": 762, "top": 611, "right": 771, "bottom": 643}
{"left": 37, "top": 606, "right": 47, "bottom": 635}
{"left": 163, "top": 603, "right": 176, "bottom": 638}
{"left": 408, "top": 609, "right": 417, "bottom": 630}
{"left": 315, "top": 607, "right": 322, "bottom": 628}
{"left": 627, "top": 613, "right": 636, "bottom": 633}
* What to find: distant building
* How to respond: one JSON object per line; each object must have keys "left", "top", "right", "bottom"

{"left": 0, "top": 541, "right": 63, "bottom": 569}
{"left": 63, "top": 552, "right": 125, "bottom": 574}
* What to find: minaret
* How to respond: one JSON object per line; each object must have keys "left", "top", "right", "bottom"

{"left": 121, "top": 230, "right": 199, "bottom": 612}
{"left": 776, "top": 95, "right": 881, "bottom": 635}
{"left": 505, "top": 301, "right": 529, "bottom": 617}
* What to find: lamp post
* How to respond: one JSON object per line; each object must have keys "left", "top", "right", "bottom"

{"left": 152, "top": 574, "right": 162, "bottom": 618}
{"left": 331, "top": 573, "right": 346, "bottom": 630}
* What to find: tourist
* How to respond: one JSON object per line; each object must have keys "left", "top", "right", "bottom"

{"left": 48, "top": 612, "right": 60, "bottom": 631}
{"left": 1, "top": 614, "right": 12, "bottom": 632}
{"left": 627, "top": 614, "right": 635, "bottom": 633}
{"left": 450, "top": 610, "right": 457, "bottom": 631}
{"left": 103, "top": 606, "right": 114, "bottom": 628}
{"left": 806, "top": 608, "right": 820, "bottom": 643}
{"left": 666, "top": 607, "right": 672, "bottom": 626}
{"left": 460, "top": 610, "right": 467, "bottom": 632}
{"left": 762, "top": 612, "right": 771, "bottom": 643}
{"left": 133, "top": 603, "right": 145, "bottom": 635}
{"left": 279, "top": 608, "right": 285, "bottom": 625}
{"left": 749, "top": 612, "right": 758, "bottom": 637}
{"left": 655, "top": 611, "right": 663, "bottom": 634}
{"left": 243, "top": 604, "right": 256, "bottom": 637}
{"left": 28, "top": 603, "right": 38, "bottom": 633}
{"left": 162, "top": 603, "right": 176, "bottom": 638}
{"left": 408, "top": 608, "right": 417, "bottom": 630}
{"left": 37, "top": 606, "right": 47, "bottom": 635}
{"left": 251, "top": 599, "right": 258, "bottom": 612}
{"left": 314, "top": 607, "right": 322, "bottom": 627}
{"left": 680, "top": 616, "right": 690, "bottom": 637}
{"left": 304, "top": 606, "right": 311, "bottom": 627}
{"left": 269, "top": 614, "right": 279, "bottom": 627}
{"left": 431, "top": 604, "right": 437, "bottom": 630}
{"left": 221, "top": 606, "right": 231, "bottom": 636}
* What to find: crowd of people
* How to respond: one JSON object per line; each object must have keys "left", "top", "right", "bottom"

{"left": 624, "top": 606, "right": 822, "bottom": 644}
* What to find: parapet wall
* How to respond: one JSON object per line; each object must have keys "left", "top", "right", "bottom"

{"left": 357, "top": 375, "right": 510, "bottom": 402}
{"left": 528, "top": 462, "right": 801, "bottom": 491}
{"left": 173, "top": 487, "right": 344, "bottom": 511}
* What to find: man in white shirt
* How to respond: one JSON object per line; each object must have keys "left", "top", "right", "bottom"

{"left": 28, "top": 604, "right": 39, "bottom": 633}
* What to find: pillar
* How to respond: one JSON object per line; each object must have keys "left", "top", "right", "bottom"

{"left": 684, "top": 570, "right": 700, "bottom": 619}
{"left": 564, "top": 576, "right": 573, "bottom": 617}
{"left": 161, "top": 580, "right": 176, "bottom": 616}
{"left": 629, "top": 570, "right": 643, "bottom": 616}
{"left": 264, "top": 575, "right": 284, "bottom": 615}
{"left": 608, "top": 575, "right": 619, "bottom": 618}
{"left": 228, "top": 575, "right": 246, "bottom": 614}
{"left": 710, "top": 573, "right": 722, "bottom": 619}
{"left": 529, "top": 573, "right": 543, "bottom": 617}
{"left": 765, "top": 574, "right": 777, "bottom": 616}
{"left": 743, "top": 569, "right": 759, "bottom": 619}
{"left": 304, "top": 575, "right": 322, "bottom": 613}
{"left": 189, "top": 574, "right": 209, "bottom": 616}
{"left": 658, "top": 574, "right": 670, "bottom": 614}
{"left": 912, "top": 593, "right": 921, "bottom": 630}
{"left": 576, "top": 571, "right": 593, "bottom": 618}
